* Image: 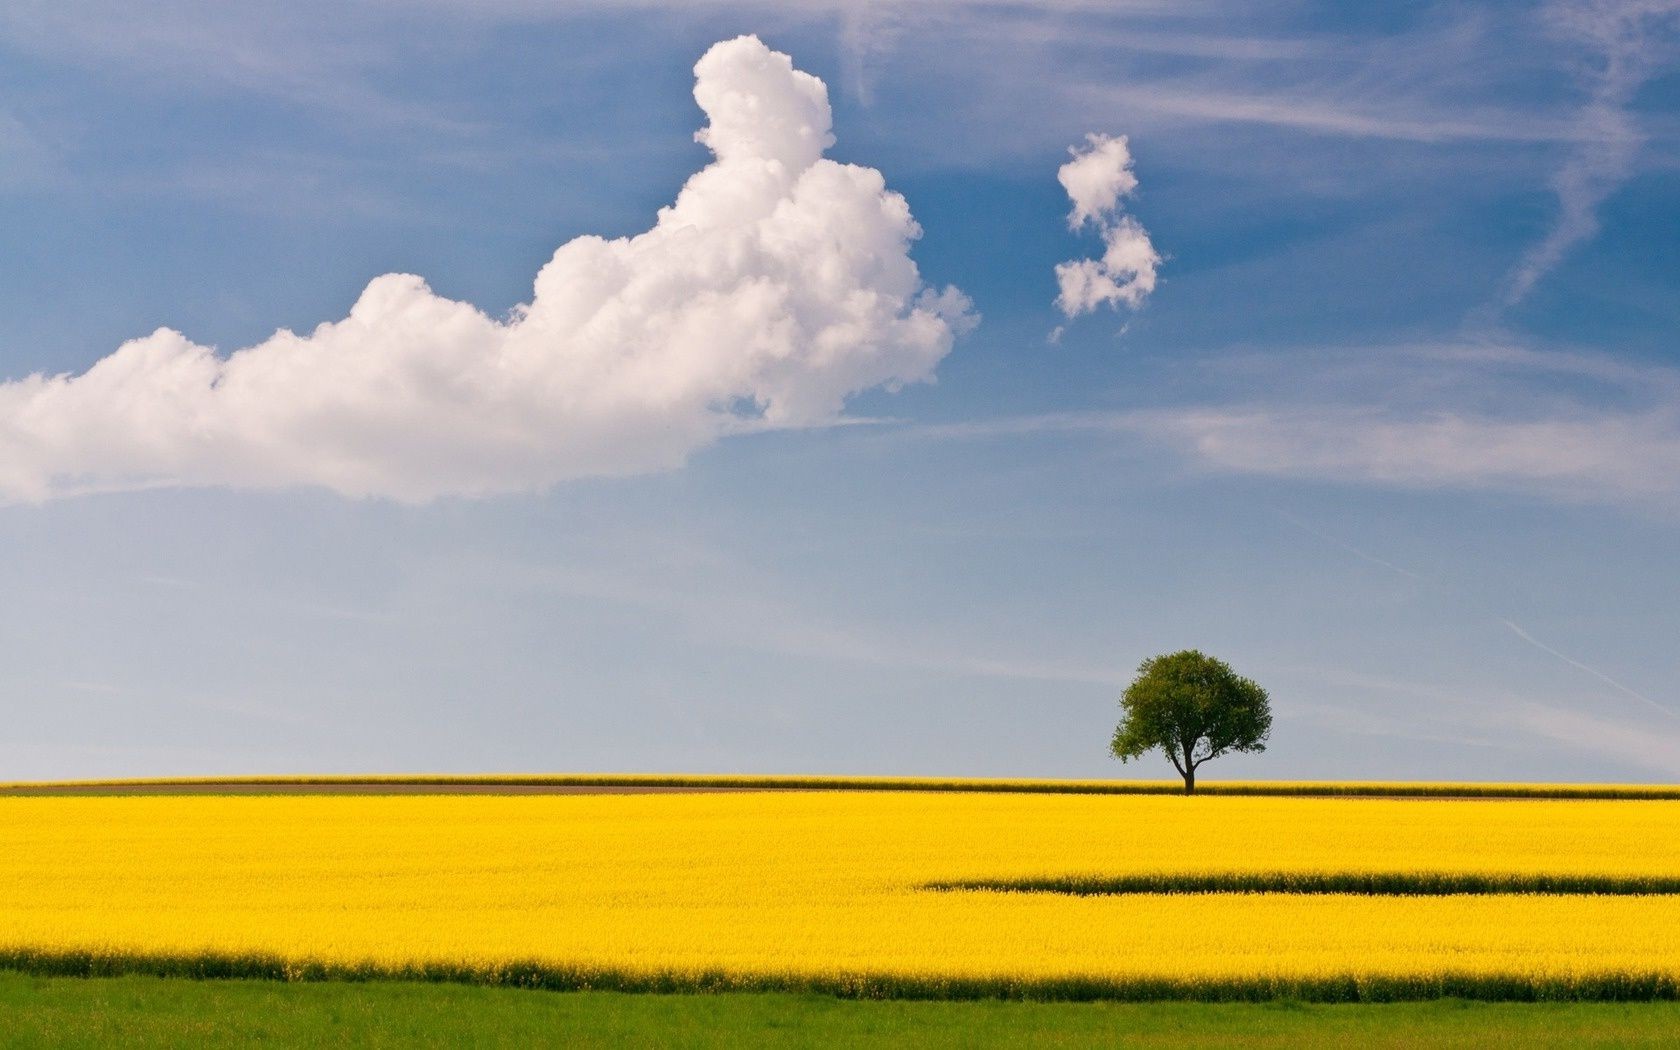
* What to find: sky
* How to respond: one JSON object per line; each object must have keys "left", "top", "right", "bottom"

{"left": 1, "top": 0, "right": 1677, "bottom": 782}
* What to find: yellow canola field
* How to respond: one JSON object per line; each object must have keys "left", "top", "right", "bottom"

{"left": 2, "top": 791, "right": 1679, "bottom": 998}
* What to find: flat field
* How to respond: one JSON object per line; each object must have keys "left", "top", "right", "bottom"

{"left": 2, "top": 787, "right": 1678, "bottom": 1000}
{"left": 3, "top": 786, "right": 1680, "bottom": 1001}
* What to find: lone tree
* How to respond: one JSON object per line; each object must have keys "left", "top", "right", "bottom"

{"left": 1111, "top": 650, "right": 1271, "bottom": 793}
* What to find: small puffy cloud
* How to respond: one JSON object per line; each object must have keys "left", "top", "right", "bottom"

{"left": 1056, "top": 132, "right": 1138, "bottom": 230}
{"left": 1053, "top": 133, "right": 1159, "bottom": 319}
{"left": 0, "top": 35, "right": 974, "bottom": 503}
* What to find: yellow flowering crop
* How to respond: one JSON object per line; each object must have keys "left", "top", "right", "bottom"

{"left": 1, "top": 790, "right": 1678, "bottom": 999}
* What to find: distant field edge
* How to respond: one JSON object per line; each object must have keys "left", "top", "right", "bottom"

{"left": 1, "top": 954, "right": 1676, "bottom": 1003}
{"left": 3, "top": 774, "right": 1679, "bottom": 799}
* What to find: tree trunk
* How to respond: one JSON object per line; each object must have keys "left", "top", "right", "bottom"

{"left": 1182, "top": 766, "right": 1195, "bottom": 794}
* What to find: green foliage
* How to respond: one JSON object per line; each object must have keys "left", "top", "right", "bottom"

{"left": 1112, "top": 650, "right": 1272, "bottom": 791}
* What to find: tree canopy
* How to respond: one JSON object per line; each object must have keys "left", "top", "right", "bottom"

{"left": 1110, "top": 649, "right": 1271, "bottom": 793}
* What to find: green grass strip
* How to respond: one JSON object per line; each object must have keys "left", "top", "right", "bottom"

{"left": 4, "top": 774, "right": 1680, "bottom": 799}
{"left": 0, "top": 950, "right": 1675, "bottom": 1003}
{"left": 7, "top": 974, "right": 1680, "bottom": 1048}
{"left": 928, "top": 872, "right": 1680, "bottom": 896}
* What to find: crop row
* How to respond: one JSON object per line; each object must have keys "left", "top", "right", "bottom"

{"left": 1, "top": 948, "right": 1677, "bottom": 1003}
{"left": 928, "top": 872, "right": 1680, "bottom": 896}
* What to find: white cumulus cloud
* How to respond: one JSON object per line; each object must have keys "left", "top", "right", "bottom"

{"left": 1054, "top": 132, "right": 1160, "bottom": 319}
{"left": 0, "top": 35, "right": 974, "bottom": 503}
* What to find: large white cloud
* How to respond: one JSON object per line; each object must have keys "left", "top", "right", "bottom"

{"left": 1054, "top": 133, "right": 1159, "bottom": 318}
{"left": 0, "top": 35, "right": 973, "bottom": 503}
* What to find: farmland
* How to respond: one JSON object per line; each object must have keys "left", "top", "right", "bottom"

{"left": 2, "top": 786, "right": 1678, "bottom": 1002}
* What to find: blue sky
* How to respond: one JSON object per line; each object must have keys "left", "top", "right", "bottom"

{"left": 1, "top": 1, "right": 1677, "bottom": 781}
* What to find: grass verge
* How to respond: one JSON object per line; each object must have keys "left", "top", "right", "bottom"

{"left": 4, "top": 973, "right": 1680, "bottom": 1048}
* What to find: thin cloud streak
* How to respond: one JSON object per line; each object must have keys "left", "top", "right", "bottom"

{"left": 1277, "top": 663, "right": 1680, "bottom": 774}
{"left": 1270, "top": 509, "right": 1423, "bottom": 581}
{"left": 1264, "top": 512, "right": 1676, "bottom": 728}
{"left": 1084, "top": 85, "right": 1596, "bottom": 145}
{"left": 1500, "top": 619, "right": 1678, "bottom": 721}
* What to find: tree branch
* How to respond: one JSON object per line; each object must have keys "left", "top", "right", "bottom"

{"left": 1164, "top": 745, "right": 1186, "bottom": 777}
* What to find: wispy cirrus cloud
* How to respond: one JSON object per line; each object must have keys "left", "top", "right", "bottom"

{"left": 1497, "top": 0, "right": 1680, "bottom": 307}
{"left": 1135, "top": 404, "right": 1680, "bottom": 506}
{"left": 1056, "top": 4, "right": 1616, "bottom": 149}
{"left": 0, "top": 2, "right": 1611, "bottom": 152}
{"left": 0, "top": 1, "right": 475, "bottom": 132}
{"left": 915, "top": 341, "right": 1680, "bottom": 512}
{"left": 1082, "top": 84, "right": 1596, "bottom": 145}
{"left": 1517, "top": 704, "right": 1680, "bottom": 775}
